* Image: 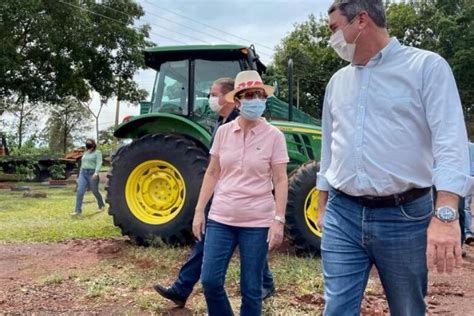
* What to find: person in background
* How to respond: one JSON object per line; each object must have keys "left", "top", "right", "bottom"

{"left": 194, "top": 70, "right": 289, "bottom": 315}
{"left": 72, "top": 138, "right": 104, "bottom": 216}
{"left": 464, "top": 141, "right": 474, "bottom": 245}
{"left": 153, "top": 77, "right": 275, "bottom": 308}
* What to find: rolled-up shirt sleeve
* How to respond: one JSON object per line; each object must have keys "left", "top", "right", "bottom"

{"left": 316, "top": 82, "right": 333, "bottom": 192}
{"left": 423, "top": 57, "right": 473, "bottom": 196}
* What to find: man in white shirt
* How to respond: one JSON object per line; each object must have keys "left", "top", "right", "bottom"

{"left": 317, "top": 1, "right": 472, "bottom": 315}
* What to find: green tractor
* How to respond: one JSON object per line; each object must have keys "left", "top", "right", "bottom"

{"left": 106, "top": 45, "right": 323, "bottom": 255}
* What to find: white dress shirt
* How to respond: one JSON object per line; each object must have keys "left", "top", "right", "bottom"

{"left": 317, "top": 38, "right": 472, "bottom": 197}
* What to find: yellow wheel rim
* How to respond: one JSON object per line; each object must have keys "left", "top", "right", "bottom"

{"left": 125, "top": 160, "right": 186, "bottom": 225}
{"left": 304, "top": 187, "right": 322, "bottom": 238}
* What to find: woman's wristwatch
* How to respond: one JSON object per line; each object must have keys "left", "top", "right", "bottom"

{"left": 274, "top": 215, "right": 285, "bottom": 224}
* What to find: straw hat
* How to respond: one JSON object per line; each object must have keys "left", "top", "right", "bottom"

{"left": 224, "top": 70, "right": 273, "bottom": 102}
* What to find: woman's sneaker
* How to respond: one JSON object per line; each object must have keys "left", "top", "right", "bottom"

{"left": 71, "top": 212, "right": 81, "bottom": 217}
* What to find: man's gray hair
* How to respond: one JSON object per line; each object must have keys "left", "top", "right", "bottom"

{"left": 328, "top": 0, "right": 386, "bottom": 28}
{"left": 213, "top": 78, "right": 235, "bottom": 94}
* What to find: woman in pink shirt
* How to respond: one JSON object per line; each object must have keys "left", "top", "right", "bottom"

{"left": 192, "top": 71, "right": 289, "bottom": 316}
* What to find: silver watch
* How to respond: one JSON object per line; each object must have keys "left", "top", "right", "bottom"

{"left": 274, "top": 215, "right": 285, "bottom": 224}
{"left": 434, "top": 206, "right": 458, "bottom": 223}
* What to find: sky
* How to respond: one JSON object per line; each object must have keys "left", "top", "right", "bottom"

{"left": 4, "top": 0, "right": 334, "bottom": 140}
{"left": 86, "top": 0, "right": 334, "bottom": 137}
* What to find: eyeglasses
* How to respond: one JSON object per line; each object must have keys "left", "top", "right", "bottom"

{"left": 236, "top": 90, "right": 267, "bottom": 100}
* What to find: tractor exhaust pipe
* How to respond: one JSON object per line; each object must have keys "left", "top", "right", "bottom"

{"left": 288, "top": 59, "right": 293, "bottom": 122}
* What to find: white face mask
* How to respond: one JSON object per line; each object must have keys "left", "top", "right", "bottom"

{"left": 209, "top": 96, "right": 223, "bottom": 112}
{"left": 329, "top": 22, "right": 362, "bottom": 62}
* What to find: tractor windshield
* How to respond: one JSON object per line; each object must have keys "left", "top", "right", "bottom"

{"left": 193, "top": 59, "right": 241, "bottom": 128}
{"left": 151, "top": 59, "right": 242, "bottom": 130}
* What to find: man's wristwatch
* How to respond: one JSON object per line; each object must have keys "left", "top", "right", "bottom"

{"left": 274, "top": 215, "right": 285, "bottom": 224}
{"left": 434, "top": 206, "right": 459, "bottom": 223}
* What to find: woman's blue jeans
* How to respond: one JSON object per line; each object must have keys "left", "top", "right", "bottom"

{"left": 201, "top": 219, "right": 269, "bottom": 316}
{"left": 322, "top": 188, "right": 433, "bottom": 316}
{"left": 75, "top": 169, "right": 104, "bottom": 213}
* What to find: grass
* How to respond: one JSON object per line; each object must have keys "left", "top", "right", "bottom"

{"left": 1, "top": 183, "right": 325, "bottom": 314}
{"left": 0, "top": 183, "right": 121, "bottom": 242}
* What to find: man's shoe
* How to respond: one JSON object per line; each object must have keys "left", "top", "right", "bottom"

{"left": 153, "top": 284, "right": 186, "bottom": 307}
{"left": 262, "top": 285, "right": 275, "bottom": 300}
{"left": 71, "top": 212, "right": 81, "bottom": 217}
{"left": 465, "top": 234, "right": 474, "bottom": 245}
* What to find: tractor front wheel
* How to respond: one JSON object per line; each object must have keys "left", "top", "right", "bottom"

{"left": 106, "top": 134, "right": 208, "bottom": 246}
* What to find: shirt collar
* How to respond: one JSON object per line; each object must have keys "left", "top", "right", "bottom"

{"left": 232, "top": 117, "right": 267, "bottom": 134}
{"left": 354, "top": 37, "right": 401, "bottom": 68}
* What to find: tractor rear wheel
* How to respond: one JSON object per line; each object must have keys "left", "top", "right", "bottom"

{"left": 286, "top": 161, "right": 322, "bottom": 256}
{"left": 106, "top": 134, "right": 208, "bottom": 246}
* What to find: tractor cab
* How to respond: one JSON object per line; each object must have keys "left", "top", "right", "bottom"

{"left": 139, "top": 45, "right": 265, "bottom": 132}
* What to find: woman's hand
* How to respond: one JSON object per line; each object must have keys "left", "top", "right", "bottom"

{"left": 192, "top": 209, "right": 206, "bottom": 241}
{"left": 267, "top": 220, "right": 284, "bottom": 251}
{"left": 92, "top": 173, "right": 99, "bottom": 180}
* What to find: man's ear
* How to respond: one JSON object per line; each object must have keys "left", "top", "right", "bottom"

{"left": 357, "top": 11, "right": 369, "bottom": 30}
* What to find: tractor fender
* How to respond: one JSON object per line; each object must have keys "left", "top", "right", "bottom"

{"left": 114, "top": 113, "right": 212, "bottom": 149}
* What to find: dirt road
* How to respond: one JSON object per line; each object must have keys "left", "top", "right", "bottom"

{"left": 1, "top": 238, "right": 473, "bottom": 314}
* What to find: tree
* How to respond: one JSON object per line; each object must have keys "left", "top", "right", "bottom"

{"left": 7, "top": 101, "right": 41, "bottom": 149}
{"left": 271, "top": 1, "right": 473, "bottom": 132}
{"left": 45, "top": 98, "right": 92, "bottom": 154}
{"left": 98, "top": 126, "right": 116, "bottom": 146}
{"left": 1, "top": 0, "right": 152, "bottom": 121}
{"left": 271, "top": 14, "right": 346, "bottom": 119}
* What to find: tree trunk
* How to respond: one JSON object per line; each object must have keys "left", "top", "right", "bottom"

{"left": 18, "top": 103, "right": 24, "bottom": 149}
{"left": 63, "top": 112, "right": 68, "bottom": 154}
{"left": 96, "top": 117, "right": 99, "bottom": 144}
{"left": 115, "top": 79, "right": 122, "bottom": 128}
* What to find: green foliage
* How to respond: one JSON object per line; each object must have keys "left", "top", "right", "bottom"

{"left": 272, "top": 0, "right": 473, "bottom": 128}
{"left": 386, "top": 0, "right": 474, "bottom": 133}
{"left": 48, "top": 163, "right": 66, "bottom": 180}
{"left": 271, "top": 14, "right": 346, "bottom": 119}
{"left": 13, "top": 161, "right": 36, "bottom": 181}
{"left": 44, "top": 98, "right": 92, "bottom": 154}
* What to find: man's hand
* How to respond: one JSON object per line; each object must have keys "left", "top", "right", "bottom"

{"left": 317, "top": 191, "right": 328, "bottom": 230}
{"left": 267, "top": 221, "right": 284, "bottom": 251}
{"left": 427, "top": 217, "right": 462, "bottom": 273}
{"left": 92, "top": 173, "right": 99, "bottom": 180}
{"left": 428, "top": 190, "right": 463, "bottom": 274}
{"left": 192, "top": 209, "right": 205, "bottom": 241}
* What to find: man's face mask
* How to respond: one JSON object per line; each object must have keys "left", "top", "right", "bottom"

{"left": 209, "top": 96, "right": 224, "bottom": 113}
{"left": 330, "top": 17, "right": 362, "bottom": 62}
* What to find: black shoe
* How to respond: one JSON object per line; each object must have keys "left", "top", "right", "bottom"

{"left": 262, "top": 285, "right": 275, "bottom": 300}
{"left": 153, "top": 284, "right": 187, "bottom": 307}
{"left": 466, "top": 234, "right": 474, "bottom": 245}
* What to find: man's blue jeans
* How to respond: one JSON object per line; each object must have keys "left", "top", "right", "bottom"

{"left": 322, "top": 189, "right": 433, "bottom": 316}
{"left": 464, "top": 194, "right": 473, "bottom": 237}
{"left": 201, "top": 219, "right": 269, "bottom": 316}
{"left": 171, "top": 206, "right": 274, "bottom": 300}
{"left": 75, "top": 169, "right": 104, "bottom": 213}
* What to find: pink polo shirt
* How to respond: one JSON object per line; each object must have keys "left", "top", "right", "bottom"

{"left": 209, "top": 118, "right": 289, "bottom": 227}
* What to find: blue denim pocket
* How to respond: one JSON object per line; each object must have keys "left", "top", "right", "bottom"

{"left": 399, "top": 193, "right": 433, "bottom": 220}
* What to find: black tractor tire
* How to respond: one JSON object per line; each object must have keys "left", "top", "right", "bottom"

{"left": 106, "top": 134, "right": 208, "bottom": 246}
{"left": 286, "top": 160, "right": 322, "bottom": 256}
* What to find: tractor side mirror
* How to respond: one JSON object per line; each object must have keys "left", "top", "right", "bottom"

{"left": 273, "top": 80, "right": 280, "bottom": 98}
